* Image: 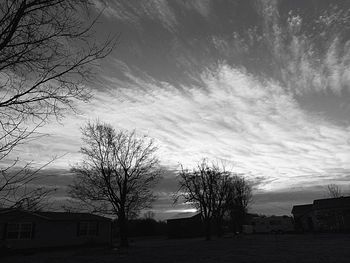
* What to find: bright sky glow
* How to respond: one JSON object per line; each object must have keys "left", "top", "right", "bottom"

{"left": 8, "top": 0, "right": 350, "bottom": 218}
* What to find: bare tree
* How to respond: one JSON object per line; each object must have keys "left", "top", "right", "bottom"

{"left": 143, "top": 211, "right": 155, "bottom": 220}
{"left": 0, "top": 1, "right": 115, "bottom": 207}
{"left": 69, "top": 121, "right": 162, "bottom": 247}
{"left": 226, "top": 176, "right": 252, "bottom": 233}
{"left": 326, "top": 184, "right": 343, "bottom": 198}
{"left": 175, "top": 160, "right": 231, "bottom": 240}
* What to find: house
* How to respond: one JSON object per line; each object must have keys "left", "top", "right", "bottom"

{"left": 167, "top": 213, "right": 203, "bottom": 238}
{"left": 250, "top": 215, "right": 294, "bottom": 233}
{"left": 0, "top": 209, "right": 112, "bottom": 249}
{"left": 292, "top": 196, "right": 350, "bottom": 232}
{"left": 313, "top": 196, "right": 350, "bottom": 232}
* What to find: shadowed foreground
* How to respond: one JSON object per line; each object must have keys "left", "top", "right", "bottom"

{"left": 3, "top": 234, "right": 350, "bottom": 263}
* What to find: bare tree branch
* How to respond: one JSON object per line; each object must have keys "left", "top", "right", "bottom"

{"left": 174, "top": 159, "right": 232, "bottom": 240}
{"left": 0, "top": 0, "right": 115, "bottom": 209}
{"left": 0, "top": 156, "right": 59, "bottom": 210}
{"left": 0, "top": 0, "right": 116, "bottom": 160}
{"left": 225, "top": 175, "right": 252, "bottom": 234}
{"left": 69, "top": 121, "right": 162, "bottom": 247}
{"left": 326, "top": 184, "right": 343, "bottom": 198}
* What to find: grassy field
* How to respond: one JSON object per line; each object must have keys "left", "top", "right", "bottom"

{"left": 3, "top": 234, "right": 350, "bottom": 263}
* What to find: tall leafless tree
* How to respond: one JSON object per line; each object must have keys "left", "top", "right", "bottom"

{"left": 225, "top": 175, "right": 252, "bottom": 233}
{"left": 175, "top": 160, "right": 231, "bottom": 240}
{"left": 0, "top": 0, "right": 115, "bottom": 207}
{"left": 69, "top": 121, "right": 162, "bottom": 247}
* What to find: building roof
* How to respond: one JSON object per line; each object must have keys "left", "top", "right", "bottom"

{"left": 291, "top": 204, "right": 313, "bottom": 215}
{"left": 0, "top": 209, "right": 111, "bottom": 221}
{"left": 313, "top": 196, "right": 350, "bottom": 210}
{"left": 252, "top": 215, "right": 292, "bottom": 222}
{"left": 36, "top": 211, "right": 111, "bottom": 221}
{"left": 167, "top": 213, "right": 201, "bottom": 222}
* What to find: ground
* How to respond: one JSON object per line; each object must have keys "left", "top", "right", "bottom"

{"left": 2, "top": 234, "right": 350, "bottom": 263}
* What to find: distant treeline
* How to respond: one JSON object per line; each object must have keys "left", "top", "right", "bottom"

{"left": 113, "top": 218, "right": 167, "bottom": 237}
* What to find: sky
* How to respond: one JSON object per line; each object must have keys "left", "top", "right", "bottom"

{"left": 7, "top": 0, "right": 350, "bottom": 219}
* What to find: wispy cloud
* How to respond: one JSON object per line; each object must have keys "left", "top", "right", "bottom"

{"left": 5, "top": 1, "right": 350, "bottom": 217}
{"left": 19, "top": 63, "right": 349, "bottom": 192}
{"left": 255, "top": 1, "right": 350, "bottom": 95}
{"left": 92, "top": 0, "right": 177, "bottom": 32}
{"left": 179, "top": 0, "right": 211, "bottom": 18}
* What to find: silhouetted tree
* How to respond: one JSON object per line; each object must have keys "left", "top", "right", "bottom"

{"left": 11, "top": 187, "right": 56, "bottom": 211}
{"left": 175, "top": 160, "right": 231, "bottom": 240}
{"left": 69, "top": 121, "right": 161, "bottom": 247}
{"left": 0, "top": 0, "right": 114, "bottom": 208}
{"left": 0, "top": 158, "right": 57, "bottom": 209}
{"left": 143, "top": 211, "right": 155, "bottom": 220}
{"left": 326, "top": 184, "right": 343, "bottom": 198}
{"left": 226, "top": 176, "right": 252, "bottom": 233}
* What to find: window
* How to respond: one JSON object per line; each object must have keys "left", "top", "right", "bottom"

{"left": 6, "top": 222, "right": 33, "bottom": 240}
{"left": 78, "top": 221, "right": 98, "bottom": 236}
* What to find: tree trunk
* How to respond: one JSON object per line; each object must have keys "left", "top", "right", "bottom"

{"left": 237, "top": 209, "right": 245, "bottom": 233}
{"left": 204, "top": 219, "right": 211, "bottom": 241}
{"left": 216, "top": 217, "right": 223, "bottom": 237}
{"left": 118, "top": 213, "right": 129, "bottom": 247}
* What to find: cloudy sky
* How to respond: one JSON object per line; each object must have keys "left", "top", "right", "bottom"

{"left": 10, "top": 0, "right": 350, "bottom": 219}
